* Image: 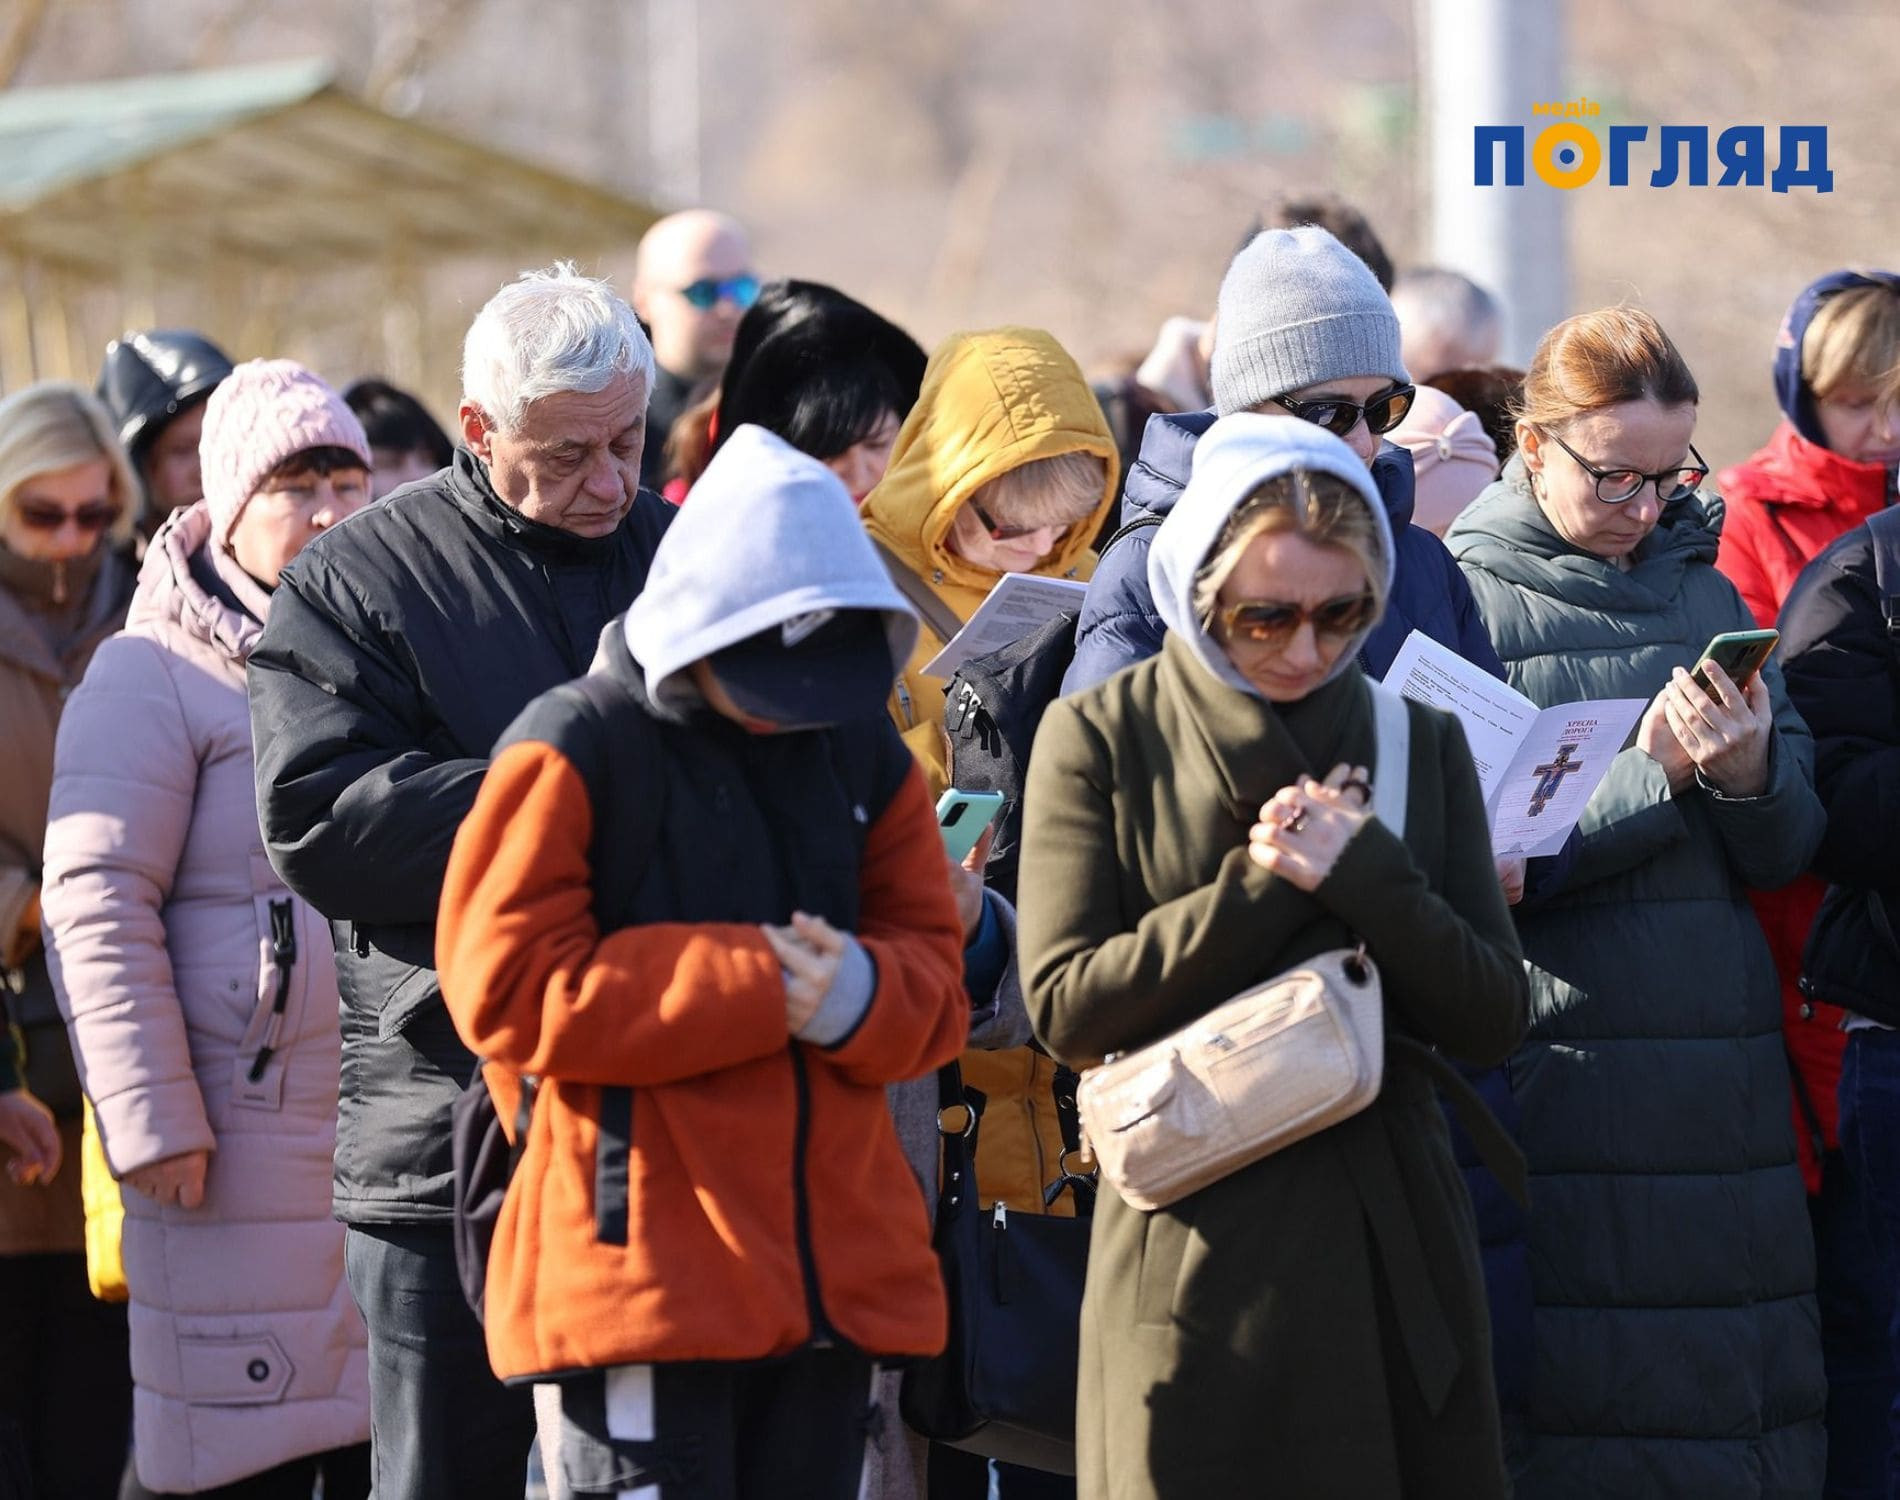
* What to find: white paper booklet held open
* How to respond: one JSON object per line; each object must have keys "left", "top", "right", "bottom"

{"left": 920, "top": 573, "right": 1089, "bottom": 679}
{"left": 1380, "top": 630, "right": 1646, "bottom": 857}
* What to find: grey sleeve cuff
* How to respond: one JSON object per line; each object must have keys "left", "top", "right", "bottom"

{"left": 794, "top": 934, "right": 877, "bottom": 1048}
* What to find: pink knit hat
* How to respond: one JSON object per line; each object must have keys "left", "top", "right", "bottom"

{"left": 199, "top": 359, "right": 371, "bottom": 546}
{"left": 1390, "top": 384, "right": 1500, "bottom": 536}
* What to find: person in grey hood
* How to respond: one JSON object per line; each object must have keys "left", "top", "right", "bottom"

{"left": 1017, "top": 412, "right": 1527, "bottom": 1499}
{"left": 435, "top": 424, "right": 970, "bottom": 1500}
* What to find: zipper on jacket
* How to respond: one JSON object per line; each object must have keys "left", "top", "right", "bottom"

{"left": 788, "top": 1044, "right": 837, "bottom": 1347}
{"left": 248, "top": 900, "right": 297, "bottom": 1083}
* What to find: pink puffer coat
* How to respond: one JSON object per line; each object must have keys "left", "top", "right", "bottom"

{"left": 41, "top": 502, "right": 368, "bottom": 1494}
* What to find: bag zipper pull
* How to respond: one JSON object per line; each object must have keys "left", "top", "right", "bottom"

{"left": 993, "top": 1200, "right": 1007, "bottom": 1229}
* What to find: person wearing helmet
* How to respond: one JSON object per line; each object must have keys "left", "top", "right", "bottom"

{"left": 96, "top": 329, "right": 235, "bottom": 537}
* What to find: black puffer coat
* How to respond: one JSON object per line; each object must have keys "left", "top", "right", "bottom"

{"left": 248, "top": 450, "right": 672, "bottom": 1222}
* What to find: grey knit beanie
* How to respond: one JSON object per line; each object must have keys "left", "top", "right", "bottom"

{"left": 1210, "top": 226, "right": 1407, "bottom": 417}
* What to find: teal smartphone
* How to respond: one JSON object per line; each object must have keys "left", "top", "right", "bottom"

{"left": 935, "top": 788, "right": 1007, "bottom": 864}
{"left": 1691, "top": 628, "right": 1779, "bottom": 695}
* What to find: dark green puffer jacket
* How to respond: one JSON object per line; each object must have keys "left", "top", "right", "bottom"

{"left": 1446, "top": 464, "right": 1826, "bottom": 1498}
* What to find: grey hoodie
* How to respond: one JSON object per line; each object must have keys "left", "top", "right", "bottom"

{"left": 1147, "top": 412, "right": 1396, "bottom": 698}
{"left": 623, "top": 423, "right": 921, "bottom": 1046}
{"left": 624, "top": 423, "right": 918, "bottom": 714}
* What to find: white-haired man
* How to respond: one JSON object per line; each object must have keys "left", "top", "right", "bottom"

{"left": 247, "top": 264, "right": 674, "bottom": 1499}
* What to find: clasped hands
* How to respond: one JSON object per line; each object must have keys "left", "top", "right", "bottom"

{"left": 1248, "top": 763, "right": 1373, "bottom": 892}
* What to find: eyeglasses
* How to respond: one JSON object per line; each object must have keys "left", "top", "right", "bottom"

{"left": 13, "top": 501, "right": 117, "bottom": 533}
{"left": 677, "top": 274, "right": 762, "bottom": 312}
{"left": 1272, "top": 383, "right": 1416, "bottom": 440}
{"left": 1543, "top": 430, "right": 1709, "bottom": 505}
{"left": 969, "top": 498, "right": 1092, "bottom": 543}
{"left": 1215, "top": 592, "right": 1380, "bottom": 647}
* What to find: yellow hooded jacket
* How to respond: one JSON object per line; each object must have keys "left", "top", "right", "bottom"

{"left": 860, "top": 327, "right": 1119, "bottom": 796}
{"left": 860, "top": 328, "right": 1118, "bottom": 1218}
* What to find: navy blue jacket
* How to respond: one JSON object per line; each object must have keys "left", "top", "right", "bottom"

{"left": 1063, "top": 408, "right": 1532, "bottom": 1414}
{"left": 1064, "top": 409, "right": 1506, "bottom": 693}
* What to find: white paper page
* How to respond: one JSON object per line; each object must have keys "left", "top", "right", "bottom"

{"left": 920, "top": 573, "right": 1089, "bottom": 678}
{"left": 1380, "top": 630, "right": 1540, "bottom": 803}
{"left": 1487, "top": 699, "right": 1648, "bottom": 857}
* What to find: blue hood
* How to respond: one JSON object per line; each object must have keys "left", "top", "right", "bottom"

{"left": 1773, "top": 269, "right": 1900, "bottom": 445}
{"left": 1121, "top": 407, "right": 1418, "bottom": 532}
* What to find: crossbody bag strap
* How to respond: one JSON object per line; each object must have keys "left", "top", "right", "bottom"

{"left": 871, "top": 537, "right": 966, "bottom": 646}
{"left": 1367, "top": 678, "right": 1411, "bottom": 837}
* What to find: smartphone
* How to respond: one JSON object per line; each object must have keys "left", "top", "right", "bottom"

{"left": 1691, "top": 628, "right": 1779, "bottom": 696}
{"left": 936, "top": 788, "right": 1007, "bottom": 864}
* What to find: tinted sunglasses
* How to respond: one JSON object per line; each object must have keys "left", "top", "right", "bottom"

{"left": 969, "top": 498, "right": 1091, "bottom": 543}
{"left": 1216, "top": 591, "right": 1380, "bottom": 647}
{"left": 1273, "top": 383, "right": 1416, "bottom": 440}
{"left": 1543, "top": 430, "right": 1710, "bottom": 505}
{"left": 14, "top": 501, "right": 117, "bottom": 533}
{"left": 677, "top": 274, "right": 762, "bottom": 312}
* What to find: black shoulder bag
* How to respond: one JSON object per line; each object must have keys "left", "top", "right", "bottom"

{"left": 900, "top": 1059, "right": 1095, "bottom": 1475}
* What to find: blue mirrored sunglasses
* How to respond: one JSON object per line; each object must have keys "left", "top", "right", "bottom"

{"left": 678, "top": 274, "right": 762, "bottom": 311}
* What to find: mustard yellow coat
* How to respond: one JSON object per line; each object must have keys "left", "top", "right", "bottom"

{"left": 860, "top": 327, "right": 1118, "bottom": 1216}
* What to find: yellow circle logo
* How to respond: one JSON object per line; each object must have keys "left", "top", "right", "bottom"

{"left": 1533, "top": 124, "right": 1601, "bottom": 189}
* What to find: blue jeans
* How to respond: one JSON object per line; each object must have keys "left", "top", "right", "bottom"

{"left": 344, "top": 1223, "right": 536, "bottom": 1500}
{"left": 1836, "top": 1031, "right": 1900, "bottom": 1499}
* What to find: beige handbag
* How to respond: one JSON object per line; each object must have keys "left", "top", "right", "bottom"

{"left": 1077, "top": 680, "right": 1410, "bottom": 1212}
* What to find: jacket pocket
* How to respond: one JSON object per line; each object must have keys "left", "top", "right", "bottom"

{"left": 378, "top": 964, "right": 442, "bottom": 1042}
{"left": 175, "top": 1332, "right": 293, "bottom": 1405}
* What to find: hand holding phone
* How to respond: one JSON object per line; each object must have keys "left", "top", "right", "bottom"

{"left": 1690, "top": 628, "right": 1778, "bottom": 697}
{"left": 936, "top": 789, "right": 1007, "bottom": 865}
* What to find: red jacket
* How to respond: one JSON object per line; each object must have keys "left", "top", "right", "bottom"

{"left": 1719, "top": 420, "right": 1896, "bottom": 1188}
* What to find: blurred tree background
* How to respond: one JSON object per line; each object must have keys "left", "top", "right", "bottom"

{"left": 3, "top": 0, "right": 1895, "bottom": 470}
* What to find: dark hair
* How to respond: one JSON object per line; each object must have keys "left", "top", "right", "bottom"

{"left": 1428, "top": 365, "right": 1527, "bottom": 461}
{"left": 266, "top": 445, "right": 369, "bottom": 483}
{"left": 1241, "top": 192, "right": 1394, "bottom": 291}
{"left": 704, "top": 280, "right": 925, "bottom": 475}
{"left": 342, "top": 378, "right": 455, "bottom": 469}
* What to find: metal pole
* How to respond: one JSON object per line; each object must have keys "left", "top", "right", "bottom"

{"left": 646, "top": 0, "right": 702, "bottom": 205}
{"left": 1420, "top": 0, "right": 1569, "bottom": 364}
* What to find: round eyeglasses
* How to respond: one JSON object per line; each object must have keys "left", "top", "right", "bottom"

{"left": 1544, "top": 430, "right": 1709, "bottom": 504}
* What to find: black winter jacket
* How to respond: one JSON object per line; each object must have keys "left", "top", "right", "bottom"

{"left": 1780, "top": 521, "right": 1900, "bottom": 1018}
{"left": 248, "top": 451, "right": 674, "bottom": 1222}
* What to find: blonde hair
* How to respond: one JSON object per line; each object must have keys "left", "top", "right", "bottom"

{"left": 1515, "top": 306, "right": 1699, "bottom": 432}
{"left": 1804, "top": 283, "right": 1900, "bottom": 401}
{"left": 1192, "top": 471, "right": 1389, "bottom": 625}
{"left": 965, "top": 450, "right": 1108, "bottom": 529}
{"left": 0, "top": 382, "right": 138, "bottom": 545}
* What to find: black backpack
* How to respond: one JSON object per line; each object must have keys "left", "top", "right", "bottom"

{"left": 1800, "top": 505, "right": 1900, "bottom": 1030}
{"left": 941, "top": 515, "right": 1159, "bottom": 904}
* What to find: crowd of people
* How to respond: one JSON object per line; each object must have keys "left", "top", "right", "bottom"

{"left": 0, "top": 192, "right": 1897, "bottom": 1500}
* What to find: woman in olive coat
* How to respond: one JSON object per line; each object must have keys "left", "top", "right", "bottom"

{"left": 1019, "top": 413, "right": 1529, "bottom": 1499}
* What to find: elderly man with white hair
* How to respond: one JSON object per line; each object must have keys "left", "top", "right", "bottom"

{"left": 247, "top": 263, "right": 673, "bottom": 1500}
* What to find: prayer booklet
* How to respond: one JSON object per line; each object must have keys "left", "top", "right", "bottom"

{"left": 1381, "top": 630, "right": 1647, "bottom": 857}
{"left": 921, "top": 573, "right": 1089, "bottom": 679}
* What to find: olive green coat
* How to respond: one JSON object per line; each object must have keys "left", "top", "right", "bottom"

{"left": 1020, "top": 634, "right": 1530, "bottom": 1500}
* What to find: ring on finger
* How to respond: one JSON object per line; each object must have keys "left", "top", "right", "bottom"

{"left": 1339, "top": 776, "right": 1372, "bottom": 807}
{"left": 1282, "top": 807, "right": 1310, "bottom": 835}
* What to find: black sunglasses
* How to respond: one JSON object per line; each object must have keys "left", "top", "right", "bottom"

{"left": 1543, "top": 431, "right": 1709, "bottom": 505}
{"left": 969, "top": 498, "right": 1092, "bottom": 542}
{"left": 1272, "top": 383, "right": 1416, "bottom": 440}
